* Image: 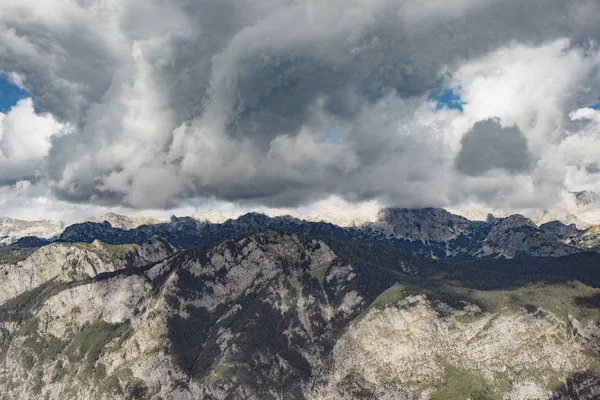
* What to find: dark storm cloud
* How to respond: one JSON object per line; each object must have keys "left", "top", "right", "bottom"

{"left": 455, "top": 118, "right": 533, "bottom": 176}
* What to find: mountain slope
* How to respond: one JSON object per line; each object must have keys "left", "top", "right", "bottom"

{"left": 576, "top": 225, "right": 600, "bottom": 252}
{"left": 0, "top": 232, "right": 386, "bottom": 399}
{"left": 0, "top": 237, "right": 174, "bottom": 304}
{"left": 2, "top": 233, "right": 600, "bottom": 399}
{"left": 318, "top": 283, "right": 600, "bottom": 400}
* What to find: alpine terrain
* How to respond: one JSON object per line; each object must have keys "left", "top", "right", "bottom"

{"left": 2, "top": 207, "right": 600, "bottom": 399}
{"left": 3, "top": 0, "right": 600, "bottom": 398}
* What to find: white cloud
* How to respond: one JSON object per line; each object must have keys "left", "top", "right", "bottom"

{"left": 0, "top": 98, "right": 68, "bottom": 181}
{"left": 570, "top": 107, "right": 600, "bottom": 122}
{"left": 0, "top": 99, "right": 65, "bottom": 160}
{"left": 455, "top": 39, "right": 599, "bottom": 153}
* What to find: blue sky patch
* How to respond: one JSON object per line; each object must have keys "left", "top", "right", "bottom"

{"left": 427, "top": 88, "right": 464, "bottom": 111}
{"left": 326, "top": 128, "right": 347, "bottom": 144}
{"left": 590, "top": 97, "right": 600, "bottom": 110}
{"left": 0, "top": 75, "right": 30, "bottom": 113}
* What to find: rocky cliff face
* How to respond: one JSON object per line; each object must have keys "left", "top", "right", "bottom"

{"left": 0, "top": 237, "right": 174, "bottom": 304}
{"left": 317, "top": 287, "right": 599, "bottom": 400}
{"left": 1, "top": 232, "right": 600, "bottom": 399}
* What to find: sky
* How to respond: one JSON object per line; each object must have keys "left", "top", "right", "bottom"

{"left": 0, "top": 76, "right": 29, "bottom": 113}
{"left": 1, "top": 0, "right": 600, "bottom": 221}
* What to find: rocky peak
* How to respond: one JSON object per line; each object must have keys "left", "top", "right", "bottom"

{"left": 539, "top": 220, "right": 582, "bottom": 244}
{"left": 491, "top": 214, "right": 536, "bottom": 229}
{"left": 533, "top": 205, "right": 592, "bottom": 230}
{"left": 373, "top": 207, "right": 487, "bottom": 243}
{"left": 234, "top": 211, "right": 276, "bottom": 227}
{"left": 165, "top": 215, "right": 200, "bottom": 228}
{"left": 478, "top": 214, "right": 578, "bottom": 258}
{"left": 192, "top": 209, "right": 243, "bottom": 224}
{"left": 486, "top": 213, "right": 500, "bottom": 224}
{"left": 58, "top": 220, "right": 137, "bottom": 244}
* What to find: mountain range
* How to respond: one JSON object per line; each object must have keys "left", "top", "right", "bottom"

{"left": 4, "top": 206, "right": 597, "bottom": 261}
{"left": 2, "top": 195, "right": 600, "bottom": 399}
{"left": 1, "top": 189, "right": 598, "bottom": 243}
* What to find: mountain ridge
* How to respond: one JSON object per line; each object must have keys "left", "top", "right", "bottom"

{"left": 42, "top": 208, "right": 587, "bottom": 260}
{"left": 3, "top": 188, "right": 600, "bottom": 248}
{"left": 3, "top": 231, "right": 600, "bottom": 399}
{"left": 1, "top": 207, "right": 595, "bottom": 261}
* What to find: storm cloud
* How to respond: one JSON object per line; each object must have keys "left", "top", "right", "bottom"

{"left": 1, "top": 0, "right": 600, "bottom": 213}
{"left": 455, "top": 118, "right": 533, "bottom": 176}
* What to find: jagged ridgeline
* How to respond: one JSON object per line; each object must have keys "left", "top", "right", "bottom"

{"left": 13, "top": 208, "right": 597, "bottom": 260}
{"left": 2, "top": 230, "right": 600, "bottom": 399}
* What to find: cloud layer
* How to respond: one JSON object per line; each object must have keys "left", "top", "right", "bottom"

{"left": 1, "top": 0, "right": 600, "bottom": 215}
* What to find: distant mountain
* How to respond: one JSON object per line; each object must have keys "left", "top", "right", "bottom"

{"left": 44, "top": 207, "right": 581, "bottom": 260}
{"left": 447, "top": 206, "right": 511, "bottom": 222}
{"left": 539, "top": 220, "right": 583, "bottom": 244}
{"left": 532, "top": 205, "right": 592, "bottom": 229}
{"left": 533, "top": 190, "right": 600, "bottom": 228}
{"left": 0, "top": 212, "right": 166, "bottom": 247}
{"left": 451, "top": 190, "right": 600, "bottom": 229}
{"left": 3, "top": 198, "right": 600, "bottom": 260}
{"left": 370, "top": 207, "right": 489, "bottom": 243}
{"left": 476, "top": 214, "right": 579, "bottom": 258}
{"left": 192, "top": 209, "right": 244, "bottom": 224}
{"left": 55, "top": 213, "right": 357, "bottom": 250}
{"left": 362, "top": 207, "right": 491, "bottom": 258}
{"left": 0, "top": 217, "right": 71, "bottom": 246}
{"left": 0, "top": 190, "right": 600, "bottom": 255}
{"left": 572, "top": 190, "right": 600, "bottom": 207}
{"left": 85, "top": 212, "right": 165, "bottom": 230}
